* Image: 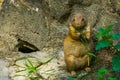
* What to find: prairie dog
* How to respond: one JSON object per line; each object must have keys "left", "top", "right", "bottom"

{"left": 64, "top": 13, "right": 91, "bottom": 77}
{"left": 0, "top": 0, "right": 3, "bottom": 10}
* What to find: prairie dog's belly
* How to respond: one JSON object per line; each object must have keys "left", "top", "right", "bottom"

{"left": 64, "top": 37, "right": 87, "bottom": 57}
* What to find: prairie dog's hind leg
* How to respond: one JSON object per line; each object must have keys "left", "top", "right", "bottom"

{"left": 77, "top": 55, "right": 90, "bottom": 68}
{"left": 79, "top": 55, "right": 91, "bottom": 72}
{"left": 65, "top": 55, "right": 76, "bottom": 76}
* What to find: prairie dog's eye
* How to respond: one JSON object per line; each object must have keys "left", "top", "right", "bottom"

{"left": 82, "top": 18, "right": 84, "bottom": 21}
{"left": 72, "top": 18, "right": 75, "bottom": 21}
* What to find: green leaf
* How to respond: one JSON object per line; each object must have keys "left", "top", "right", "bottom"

{"left": 112, "top": 54, "right": 120, "bottom": 71}
{"left": 88, "top": 52, "right": 96, "bottom": 57}
{"left": 27, "top": 59, "right": 34, "bottom": 67}
{"left": 95, "top": 40, "right": 111, "bottom": 50}
{"left": 98, "top": 27, "right": 104, "bottom": 32}
{"left": 95, "top": 24, "right": 116, "bottom": 38}
{"left": 96, "top": 78, "right": 104, "bottom": 80}
{"left": 95, "top": 28, "right": 104, "bottom": 38}
{"left": 17, "top": 69, "right": 26, "bottom": 72}
{"left": 15, "top": 57, "right": 28, "bottom": 62}
{"left": 13, "top": 74, "right": 27, "bottom": 77}
{"left": 25, "top": 59, "right": 37, "bottom": 73}
{"left": 68, "top": 77, "right": 74, "bottom": 80}
{"left": 97, "top": 68, "right": 108, "bottom": 77}
{"left": 30, "top": 77, "right": 39, "bottom": 80}
{"left": 108, "top": 77, "right": 117, "bottom": 80}
{"left": 25, "top": 63, "right": 31, "bottom": 68}
{"left": 103, "top": 24, "right": 115, "bottom": 34}
{"left": 112, "top": 34, "right": 120, "bottom": 40}
{"left": 114, "top": 44, "right": 120, "bottom": 50}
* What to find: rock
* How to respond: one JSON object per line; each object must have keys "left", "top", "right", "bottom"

{"left": 8, "top": 51, "right": 69, "bottom": 80}
{"left": 0, "top": 34, "right": 18, "bottom": 53}
{"left": 41, "top": 0, "right": 70, "bottom": 20}
{"left": 0, "top": 4, "right": 49, "bottom": 50}
{"left": 0, "top": 0, "right": 119, "bottom": 53}
{"left": 0, "top": 59, "right": 10, "bottom": 80}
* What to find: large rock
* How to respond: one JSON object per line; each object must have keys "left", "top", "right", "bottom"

{"left": 0, "top": 34, "right": 18, "bottom": 53}
{"left": 0, "top": 0, "right": 119, "bottom": 53}
{"left": 0, "top": 3, "right": 49, "bottom": 50}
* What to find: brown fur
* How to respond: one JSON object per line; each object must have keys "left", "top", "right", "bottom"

{"left": 64, "top": 13, "right": 91, "bottom": 76}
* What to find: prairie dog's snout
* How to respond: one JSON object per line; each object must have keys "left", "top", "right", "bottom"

{"left": 71, "top": 13, "right": 86, "bottom": 28}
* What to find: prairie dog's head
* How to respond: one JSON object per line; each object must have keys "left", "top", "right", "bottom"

{"left": 71, "top": 13, "right": 87, "bottom": 30}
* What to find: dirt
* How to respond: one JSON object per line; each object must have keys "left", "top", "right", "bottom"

{"left": 0, "top": 0, "right": 120, "bottom": 80}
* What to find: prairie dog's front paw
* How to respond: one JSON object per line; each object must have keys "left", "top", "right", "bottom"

{"left": 85, "top": 31, "right": 90, "bottom": 39}
{"left": 70, "top": 71, "right": 76, "bottom": 77}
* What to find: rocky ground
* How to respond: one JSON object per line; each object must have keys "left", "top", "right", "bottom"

{"left": 0, "top": 0, "right": 120, "bottom": 80}
{"left": 0, "top": 49, "right": 69, "bottom": 80}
